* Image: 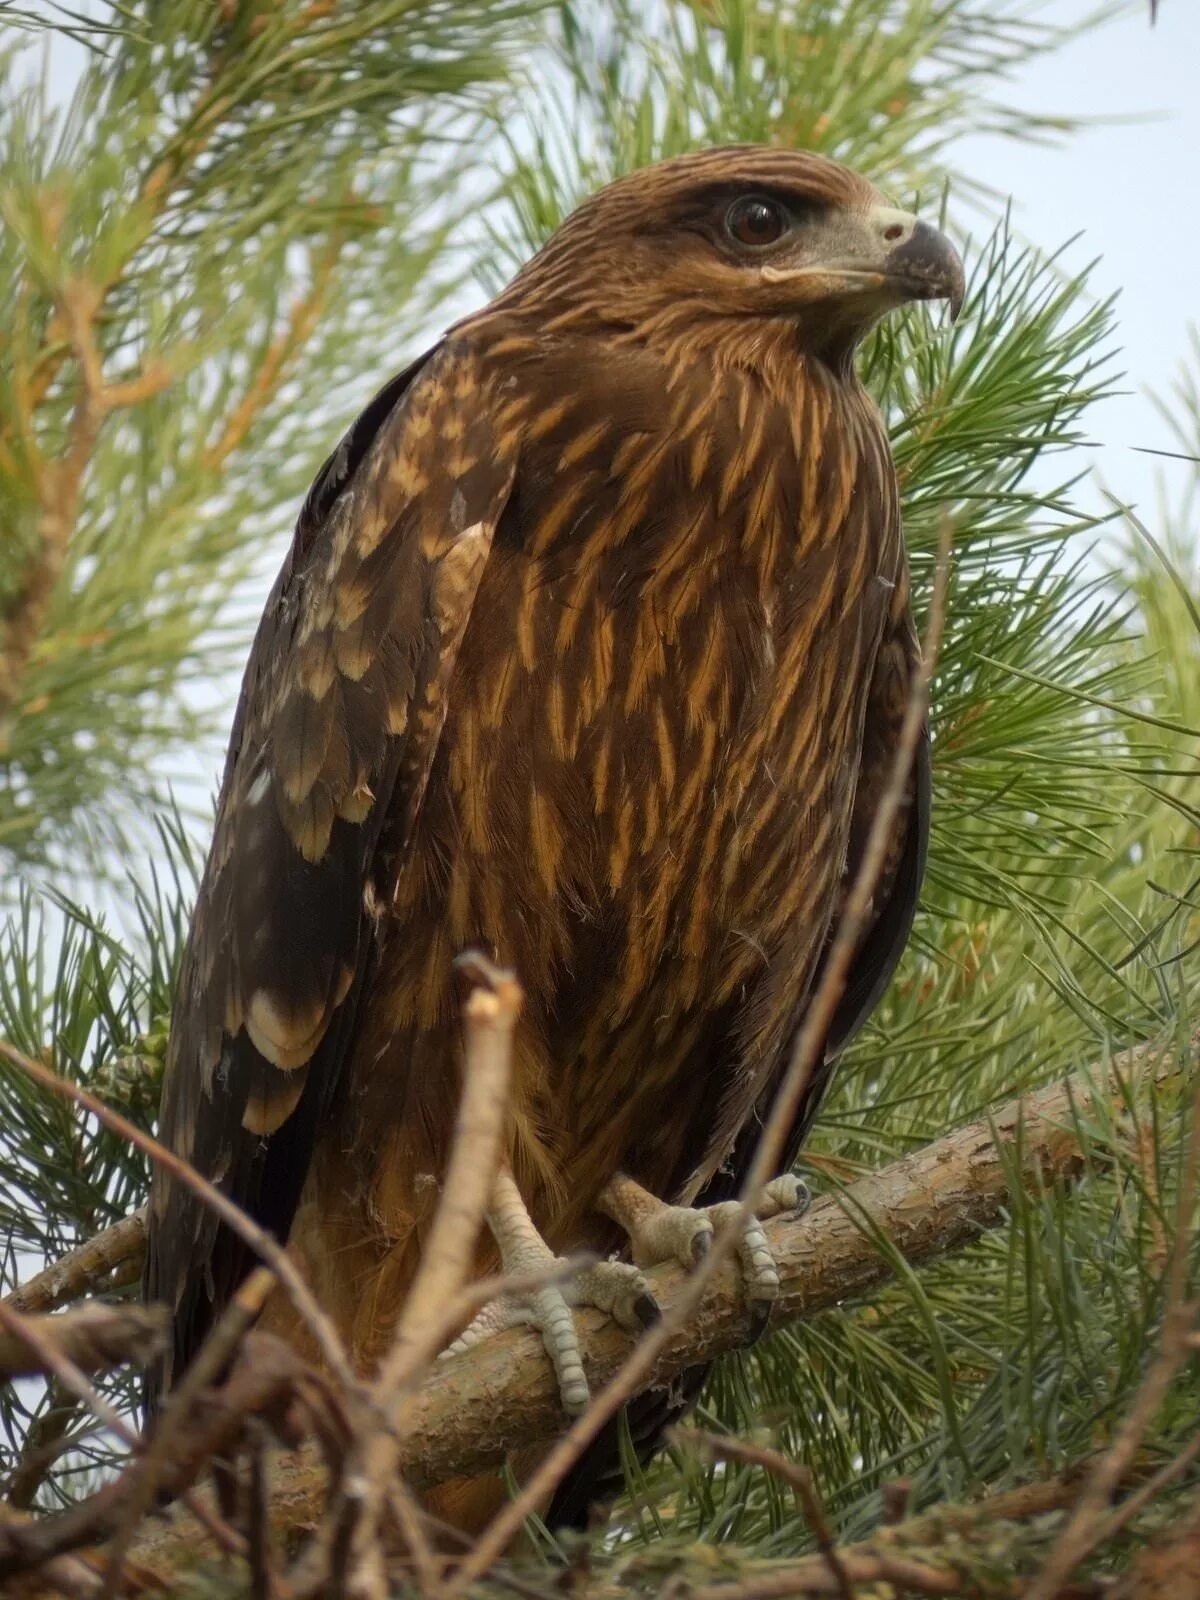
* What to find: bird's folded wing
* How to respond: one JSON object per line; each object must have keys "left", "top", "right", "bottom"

{"left": 144, "top": 340, "right": 518, "bottom": 1396}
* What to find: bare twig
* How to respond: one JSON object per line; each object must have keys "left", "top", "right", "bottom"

{"left": 246, "top": 1423, "right": 276, "bottom": 1600}
{"left": 0, "top": 1299, "right": 242, "bottom": 1571}
{"left": 0, "top": 1038, "right": 357, "bottom": 1398}
{"left": 676, "top": 1429, "right": 855, "bottom": 1600}
{"left": 382, "top": 957, "right": 524, "bottom": 1385}
{"left": 0, "top": 1301, "right": 143, "bottom": 1453}
{"left": 98, "top": 1267, "right": 277, "bottom": 1599}
{"left": 447, "top": 521, "right": 955, "bottom": 1592}
{"left": 0, "top": 1303, "right": 167, "bottom": 1383}
{"left": 318, "top": 955, "right": 522, "bottom": 1600}
{"left": 384, "top": 1480, "right": 445, "bottom": 1600}
{"left": 0, "top": 1332, "right": 328, "bottom": 1583}
{"left": 3, "top": 1211, "right": 147, "bottom": 1317}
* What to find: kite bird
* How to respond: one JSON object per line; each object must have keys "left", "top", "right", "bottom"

{"left": 145, "top": 146, "right": 962, "bottom": 1525}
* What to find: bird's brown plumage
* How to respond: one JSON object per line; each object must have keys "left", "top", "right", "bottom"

{"left": 145, "top": 145, "right": 959, "bottom": 1520}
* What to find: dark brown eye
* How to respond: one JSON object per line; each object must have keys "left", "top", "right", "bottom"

{"left": 725, "top": 196, "right": 788, "bottom": 249}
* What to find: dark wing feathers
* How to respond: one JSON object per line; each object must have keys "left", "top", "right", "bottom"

{"left": 145, "top": 340, "right": 517, "bottom": 1399}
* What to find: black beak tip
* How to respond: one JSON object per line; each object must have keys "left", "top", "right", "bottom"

{"left": 889, "top": 218, "right": 965, "bottom": 323}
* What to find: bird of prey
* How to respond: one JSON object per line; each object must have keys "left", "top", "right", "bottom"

{"left": 145, "top": 145, "right": 961, "bottom": 1526}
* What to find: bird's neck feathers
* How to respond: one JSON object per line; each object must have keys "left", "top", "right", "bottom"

{"left": 470, "top": 288, "right": 865, "bottom": 390}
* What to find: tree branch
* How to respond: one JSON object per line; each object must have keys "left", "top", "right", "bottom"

{"left": 202, "top": 236, "right": 345, "bottom": 473}
{"left": 106, "top": 1028, "right": 1190, "bottom": 1583}
{"left": 0, "top": 276, "right": 173, "bottom": 719}
{"left": 3, "top": 1211, "right": 147, "bottom": 1318}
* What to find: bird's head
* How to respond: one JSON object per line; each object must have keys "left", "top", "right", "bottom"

{"left": 498, "top": 147, "right": 964, "bottom": 373}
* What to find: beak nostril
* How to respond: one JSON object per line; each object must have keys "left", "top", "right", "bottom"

{"left": 882, "top": 223, "right": 906, "bottom": 243}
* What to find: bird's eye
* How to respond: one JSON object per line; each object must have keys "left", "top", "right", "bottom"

{"left": 725, "top": 196, "right": 788, "bottom": 249}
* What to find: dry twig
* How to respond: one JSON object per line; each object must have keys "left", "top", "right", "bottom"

{"left": 0, "top": 1305, "right": 166, "bottom": 1384}
{"left": 0, "top": 1332, "right": 326, "bottom": 1584}
{"left": 0, "top": 1302, "right": 144, "bottom": 1455}
{"left": 313, "top": 954, "right": 522, "bottom": 1600}
{"left": 0, "top": 1298, "right": 242, "bottom": 1574}
{"left": 97, "top": 1267, "right": 277, "bottom": 1599}
{"left": 0, "top": 1038, "right": 357, "bottom": 1398}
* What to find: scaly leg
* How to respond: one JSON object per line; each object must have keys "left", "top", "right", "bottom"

{"left": 441, "top": 1166, "right": 657, "bottom": 1416}
{"left": 598, "top": 1170, "right": 810, "bottom": 1332}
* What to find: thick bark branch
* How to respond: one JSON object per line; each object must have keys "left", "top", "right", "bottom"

{"left": 363, "top": 1036, "right": 1178, "bottom": 1488}
{"left": 116, "top": 1032, "right": 1186, "bottom": 1579}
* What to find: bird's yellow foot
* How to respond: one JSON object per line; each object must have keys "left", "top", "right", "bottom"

{"left": 441, "top": 1166, "right": 656, "bottom": 1416}
{"left": 598, "top": 1171, "right": 810, "bottom": 1336}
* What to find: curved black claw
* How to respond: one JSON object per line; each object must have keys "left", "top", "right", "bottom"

{"left": 746, "top": 1297, "right": 774, "bottom": 1345}
{"left": 634, "top": 1292, "right": 662, "bottom": 1329}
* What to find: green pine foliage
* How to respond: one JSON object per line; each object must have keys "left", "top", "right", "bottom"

{"left": 1, "top": 0, "right": 1197, "bottom": 1584}
{"left": 0, "top": 0, "right": 546, "bottom": 880}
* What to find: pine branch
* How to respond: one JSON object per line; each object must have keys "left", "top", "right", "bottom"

{"left": 0, "top": 277, "right": 173, "bottom": 719}
{"left": 2, "top": 1028, "right": 1179, "bottom": 1589}
{"left": 2, "top": 1211, "right": 147, "bottom": 1319}
{"left": 0, "top": 0, "right": 546, "bottom": 877}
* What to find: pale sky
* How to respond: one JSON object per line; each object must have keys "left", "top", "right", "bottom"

{"left": 958, "top": 0, "right": 1199, "bottom": 530}
{"left": 32, "top": 1, "right": 1197, "bottom": 532}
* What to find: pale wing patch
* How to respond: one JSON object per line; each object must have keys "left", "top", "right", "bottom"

{"left": 242, "top": 1071, "right": 307, "bottom": 1136}
{"left": 246, "top": 988, "right": 329, "bottom": 1071}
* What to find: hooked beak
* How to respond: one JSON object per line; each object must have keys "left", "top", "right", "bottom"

{"left": 876, "top": 210, "right": 966, "bottom": 320}
{"left": 763, "top": 204, "right": 965, "bottom": 322}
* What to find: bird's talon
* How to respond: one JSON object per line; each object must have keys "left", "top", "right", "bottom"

{"left": 571, "top": 1259, "right": 657, "bottom": 1333}
{"left": 761, "top": 1174, "right": 811, "bottom": 1218}
{"left": 746, "top": 1299, "right": 774, "bottom": 1344}
{"left": 634, "top": 1292, "right": 661, "bottom": 1328}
